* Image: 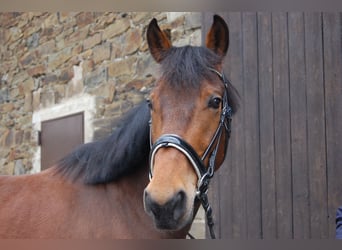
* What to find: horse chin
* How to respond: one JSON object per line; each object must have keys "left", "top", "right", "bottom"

{"left": 153, "top": 210, "right": 193, "bottom": 232}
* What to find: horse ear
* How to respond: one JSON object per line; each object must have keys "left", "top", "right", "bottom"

{"left": 205, "top": 15, "right": 229, "bottom": 58}
{"left": 147, "top": 18, "right": 172, "bottom": 63}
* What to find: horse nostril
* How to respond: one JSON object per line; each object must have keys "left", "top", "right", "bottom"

{"left": 172, "top": 190, "right": 186, "bottom": 221}
{"left": 144, "top": 191, "right": 156, "bottom": 215}
{"left": 144, "top": 190, "right": 163, "bottom": 219}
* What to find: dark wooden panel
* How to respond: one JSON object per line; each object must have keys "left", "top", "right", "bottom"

{"left": 219, "top": 12, "right": 247, "bottom": 238}
{"left": 304, "top": 12, "right": 328, "bottom": 238}
{"left": 271, "top": 12, "right": 293, "bottom": 238}
{"left": 41, "top": 112, "right": 84, "bottom": 170}
{"left": 202, "top": 12, "right": 342, "bottom": 239}
{"left": 288, "top": 12, "right": 310, "bottom": 239}
{"left": 241, "top": 12, "right": 262, "bottom": 239}
{"left": 323, "top": 13, "right": 342, "bottom": 238}
{"left": 257, "top": 12, "right": 277, "bottom": 239}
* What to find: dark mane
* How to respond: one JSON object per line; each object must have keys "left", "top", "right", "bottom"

{"left": 161, "top": 46, "right": 239, "bottom": 113}
{"left": 56, "top": 102, "right": 151, "bottom": 184}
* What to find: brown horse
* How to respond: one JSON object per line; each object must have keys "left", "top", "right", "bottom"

{"left": 0, "top": 15, "right": 238, "bottom": 239}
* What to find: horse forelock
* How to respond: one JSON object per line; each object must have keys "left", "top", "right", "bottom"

{"left": 159, "top": 45, "right": 239, "bottom": 114}
{"left": 160, "top": 46, "right": 221, "bottom": 90}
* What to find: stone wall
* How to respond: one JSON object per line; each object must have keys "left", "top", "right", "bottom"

{"left": 0, "top": 12, "right": 202, "bottom": 174}
{"left": 0, "top": 12, "right": 204, "bottom": 238}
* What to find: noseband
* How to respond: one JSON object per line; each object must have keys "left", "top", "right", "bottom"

{"left": 148, "top": 68, "right": 233, "bottom": 239}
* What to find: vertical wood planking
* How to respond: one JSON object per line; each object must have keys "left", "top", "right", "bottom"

{"left": 272, "top": 12, "right": 293, "bottom": 238}
{"left": 323, "top": 13, "right": 342, "bottom": 238}
{"left": 304, "top": 12, "right": 328, "bottom": 238}
{"left": 288, "top": 12, "right": 310, "bottom": 239}
{"left": 257, "top": 12, "right": 277, "bottom": 239}
{"left": 221, "top": 12, "right": 247, "bottom": 238}
{"left": 202, "top": 12, "right": 342, "bottom": 239}
{"left": 242, "top": 12, "right": 262, "bottom": 238}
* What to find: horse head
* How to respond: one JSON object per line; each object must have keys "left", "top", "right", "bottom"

{"left": 143, "top": 15, "right": 237, "bottom": 233}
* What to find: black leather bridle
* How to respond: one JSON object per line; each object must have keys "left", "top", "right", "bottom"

{"left": 148, "top": 68, "right": 233, "bottom": 239}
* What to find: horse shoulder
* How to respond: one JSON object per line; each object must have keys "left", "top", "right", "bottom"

{"left": 0, "top": 169, "right": 81, "bottom": 238}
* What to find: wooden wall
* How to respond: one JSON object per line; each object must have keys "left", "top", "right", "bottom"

{"left": 202, "top": 12, "right": 342, "bottom": 239}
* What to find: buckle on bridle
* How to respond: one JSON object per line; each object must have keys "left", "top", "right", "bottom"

{"left": 196, "top": 173, "right": 210, "bottom": 197}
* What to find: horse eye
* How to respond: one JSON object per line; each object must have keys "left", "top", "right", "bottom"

{"left": 208, "top": 97, "right": 222, "bottom": 109}
{"left": 146, "top": 99, "right": 153, "bottom": 110}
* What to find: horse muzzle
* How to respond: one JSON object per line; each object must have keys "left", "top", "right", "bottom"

{"left": 143, "top": 189, "right": 189, "bottom": 230}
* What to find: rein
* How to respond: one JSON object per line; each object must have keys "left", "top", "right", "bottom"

{"left": 148, "top": 68, "right": 233, "bottom": 239}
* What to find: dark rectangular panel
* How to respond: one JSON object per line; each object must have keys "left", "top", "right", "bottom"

{"left": 41, "top": 112, "right": 84, "bottom": 170}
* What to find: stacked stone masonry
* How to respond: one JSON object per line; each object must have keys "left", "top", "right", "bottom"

{"left": 0, "top": 12, "right": 202, "bottom": 174}
{"left": 0, "top": 12, "right": 204, "bottom": 238}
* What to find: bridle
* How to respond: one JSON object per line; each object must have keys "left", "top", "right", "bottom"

{"left": 148, "top": 68, "right": 233, "bottom": 239}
